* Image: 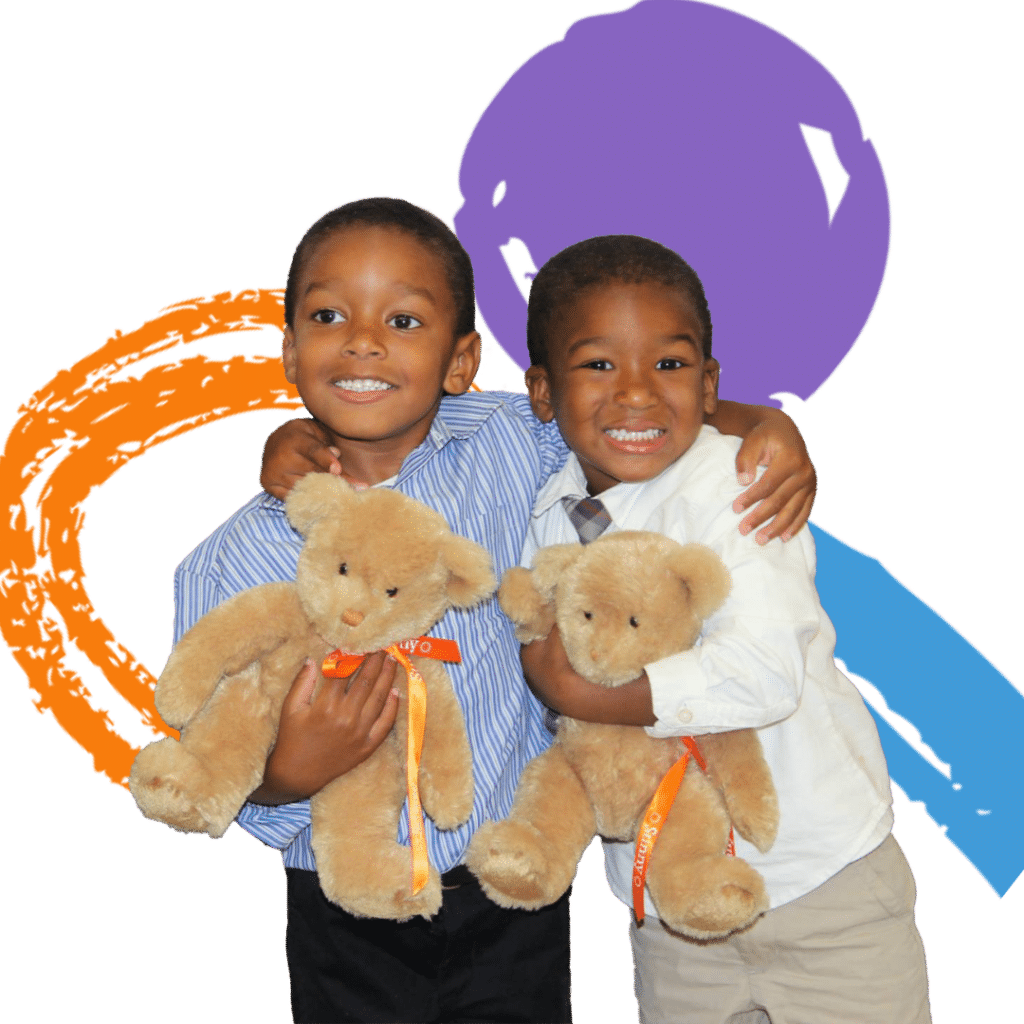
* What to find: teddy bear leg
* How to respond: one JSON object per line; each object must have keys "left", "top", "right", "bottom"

{"left": 130, "top": 663, "right": 278, "bottom": 837}
{"left": 698, "top": 729, "right": 779, "bottom": 853}
{"left": 643, "top": 769, "right": 768, "bottom": 940}
{"left": 465, "top": 746, "right": 596, "bottom": 910}
{"left": 417, "top": 666, "right": 474, "bottom": 830}
{"left": 311, "top": 740, "right": 443, "bottom": 922}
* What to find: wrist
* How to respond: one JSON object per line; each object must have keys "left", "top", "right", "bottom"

{"left": 558, "top": 674, "right": 655, "bottom": 727}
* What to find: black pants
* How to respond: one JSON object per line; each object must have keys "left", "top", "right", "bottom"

{"left": 286, "top": 867, "right": 572, "bottom": 1024}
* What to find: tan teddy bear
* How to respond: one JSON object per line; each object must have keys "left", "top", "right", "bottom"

{"left": 130, "top": 474, "right": 495, "bottom": 921}
{"left": 465, "top": 530, "right": 779, "bottom": 939}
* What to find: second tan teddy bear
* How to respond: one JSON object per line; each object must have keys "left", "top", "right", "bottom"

{"left": 130, "top": 474, "right": 495, "bottom": 920}
{"left": 466, "top": 530, "right": 779, "bottom": 938}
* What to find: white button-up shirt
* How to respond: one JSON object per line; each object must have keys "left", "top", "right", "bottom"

{"left": 525, "top": 425, "right": 893, "bottom": 912}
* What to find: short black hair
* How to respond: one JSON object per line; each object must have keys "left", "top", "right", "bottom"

{"left": 526, "top": 235, "right": 712, "bottom": 366}
{"left": 284, "top": 197, "right": 475, "bottom": 337}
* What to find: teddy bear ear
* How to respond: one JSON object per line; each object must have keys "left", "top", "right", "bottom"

{"left": 284, "top": 474, "right": 356, "bottom": 536}
{"left": 667, "top": 543, "right": 732, "bottom": 620}
{"left": 439, "top": 533, "right": 497, "bottom": 608}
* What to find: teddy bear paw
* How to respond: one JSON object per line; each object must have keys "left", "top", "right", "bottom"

{"left": 320, "top": 861, "right": 443, "bottom": 921}
{"left": 724, "top": 792, "right": 780, "bottom": 854}
{"left": 651, "top": 857, "right": 769, "bottom": 940}
{"left": 464, "top": 820, "right": 564, "bottom": 910}
{"left": 419, "top": 769, "right": 474, "bottom": 831}
{"left": 129, "top": 739, "right": 227, "bottom": 837}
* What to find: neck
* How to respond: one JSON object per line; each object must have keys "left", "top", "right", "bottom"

{"left": 324, "top": 428, "right": 430, "bottom": 486}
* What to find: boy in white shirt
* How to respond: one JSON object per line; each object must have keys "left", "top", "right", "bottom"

{"left": 516, "top": 234, "right": 931, "bottom": 1023}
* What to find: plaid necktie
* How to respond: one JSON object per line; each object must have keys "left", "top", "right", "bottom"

{"left": 561, "top": 494, "right": 613, "bottom": 544}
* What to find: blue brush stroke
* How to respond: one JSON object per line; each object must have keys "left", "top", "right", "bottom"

{"left": 812, "top": 523, "right": 1023, "bottom": 894}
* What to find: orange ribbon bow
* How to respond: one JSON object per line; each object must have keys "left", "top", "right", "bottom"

{"left": 322, "top": 636, "right": 462, "bottom": 895}
{"left": 632, "top": 737, "right": 735, "bottom": 925}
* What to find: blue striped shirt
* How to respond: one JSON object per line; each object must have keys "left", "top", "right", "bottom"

{"left": 173, "top": 391, "right": 568, "bottom": 872}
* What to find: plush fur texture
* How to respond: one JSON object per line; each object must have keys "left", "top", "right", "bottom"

{"left": 130, "top": 475, "right": 495, "bottom": 920}
{"left": 466, "top": 531, "right": 779, "bottom": 939}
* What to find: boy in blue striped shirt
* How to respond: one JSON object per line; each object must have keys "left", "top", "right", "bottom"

{"left": 177, "top": 198, "right": 814, "bottom": 1023}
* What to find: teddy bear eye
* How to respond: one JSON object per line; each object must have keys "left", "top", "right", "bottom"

{"left": 583, "top": 611, "right": 592, "bottom": 620}
{"left": 386, "top": 587, "right": 398, "bottom": 598}
{"left": 629, "top": 616, "right": 639, "bottom": 628}
{"left": 338, "top": 563, "right": 347, "bottom": 575}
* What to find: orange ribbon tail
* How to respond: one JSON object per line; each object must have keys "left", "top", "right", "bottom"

{"left": 386, "top": 645, "right": 431, "bottom": 896}
{"left": 632, "top": 736, "right": 734, "bottom": 925}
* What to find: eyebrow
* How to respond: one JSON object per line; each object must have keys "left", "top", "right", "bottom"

{"left": 303, "top": 279, "right": 438, "bottom": 303}
{"left": 565, "top": 333, "right": 701, "bottom": 358}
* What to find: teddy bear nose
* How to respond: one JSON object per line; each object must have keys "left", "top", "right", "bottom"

{"left": 342, "top": 608, "right": 364, "bottom": 626}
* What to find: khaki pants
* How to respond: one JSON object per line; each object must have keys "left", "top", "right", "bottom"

{"left": 629, "top": 835, "right": 931, "bottom": 1024}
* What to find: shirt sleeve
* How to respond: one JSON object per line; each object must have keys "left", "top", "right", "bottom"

{"left": 235, "top": 798, "right": 311, "bottom": 851}
{"left": 644, "top": 508, "right": 821, "bottom": 739}
{"left": 511, "top": 392, "right": 569, "bottom": 479}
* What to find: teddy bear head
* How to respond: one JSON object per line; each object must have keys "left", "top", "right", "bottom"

{"left": 285, "top": 474, "right": 496, "bottom": 653}
{"left": 499, "top": 531, "right": 731, "bottom": 687}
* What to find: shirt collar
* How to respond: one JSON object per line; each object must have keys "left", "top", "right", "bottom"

{"left": 533, "top": 455, "right": 591, "bottom": 517}
{"left": 532, "top": 424, "right": 720, "bottom": 522}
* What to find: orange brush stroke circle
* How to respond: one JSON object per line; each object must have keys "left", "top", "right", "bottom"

{"left": 1, "top": 290, "right": 482, "bottom": 788}
{"left": 0, "top": 290, "right": 301, "bottom": 787}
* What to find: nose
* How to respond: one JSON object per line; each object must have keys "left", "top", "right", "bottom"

{"left": 342, "top": 608, "right": 364, "bottom": 626}
{"left": 615, "top": 366, "right": 656, "bottom": 408}
{"left": 343, "top": 322, "right": 385, "bottom": 358}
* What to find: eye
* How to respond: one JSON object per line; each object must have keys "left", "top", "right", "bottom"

{"left": 386, "top": 587, "right": 398, "bottom": 598}
{"left": 656, "top": 357, "right": 686, "bottom": 370}
{"left": 583, "top": 611, "right": 593, "bottom": 620}
{"left": 629, "top": 616, "right": 639, "bottom": 628}
{"left": 581, "top": 359, "right": 612, "bottom": 371}
{"left": 338, "top": 563, "right": 347, "bottom": 575}
{"left": 388, "top": 313, "right": 422, "bottom": 331}
{"left": 313, "top": 308, "right": 345, "bottom": 325}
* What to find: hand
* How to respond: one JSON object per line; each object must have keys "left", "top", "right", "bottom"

{"left": 520, "top": 627, "right": 655, "bottom": 727}
{"left": 261, "top": 417, "right": 365, "bottom": 499}
{"left": 250, "top": 653, "right": 400, "bottom": 804}
{"left": 732, "top": 408, "right": 816, "bottom": 544}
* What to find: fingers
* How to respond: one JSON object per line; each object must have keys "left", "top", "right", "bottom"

{"left": 739, "top": 475, "right": 816, "bottom": 543}
{"left": 732, "top": 439, "right": 816, "bottom": 544}
{"left": 260, "top": 417, "right": 339, "bottom": 497}
{"left": 283, "top": 658, "right": 319, "bottom": 709}
{"left": 344, "top": 655, "right": 402, "bottom": 755}
{"left": 732, "top": 445, "right": 761, "bottom": 488}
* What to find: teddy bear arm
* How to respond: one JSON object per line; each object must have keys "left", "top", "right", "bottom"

{"left": 131, "top": 659, "right": 285, "bottom": 836}
{"left": 417, "top": 663, "right": 474, "bottom": 830}
{"left": 155, "top": 583, "right": 306, "bottom": 728}
{"left": 497, "top": 566, "right": 556, "bottom": 644}
{"left": 697, "top": 729, "right": 779, "bottom": 854}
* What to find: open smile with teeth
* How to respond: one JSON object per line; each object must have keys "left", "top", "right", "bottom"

{"left": 331, "top": 378, "right": 395, "bottom": 393}
{"left": 606, "top": 427, "right": 665, "bottom": 442}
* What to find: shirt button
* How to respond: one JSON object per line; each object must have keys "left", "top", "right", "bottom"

{"left": 678, "top": 709, "right": 693, "bottom": 724}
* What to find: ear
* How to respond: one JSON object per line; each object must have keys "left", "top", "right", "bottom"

{"left": 702, "top": 356, "right": 720, "bottom": 417}
{"left": 443, "top": 331, "right": 482, "bottom": 396}
{"left": 439, "top": 533, "right": 496, "bottom": 608}
{"left": 529, "top": 543, "right": 584, "bottom": 597}
{"left": 666, "top": 543, "right": 731, "bottom": 620}
{"left": 282, "top": 327, "right": 298, "bottom": 385}
{"left": 525, "top": 365, "right": 555, "bottom": 423}
{"left": 285, "top": 474, "right": 356, "bottom": 536}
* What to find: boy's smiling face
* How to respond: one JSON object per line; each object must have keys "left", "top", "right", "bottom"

{"left": 283, "top": 225, "right": 479, "bottom": 482}
{"left": 526, "top": 281, "right": 719, "bottom": 496}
